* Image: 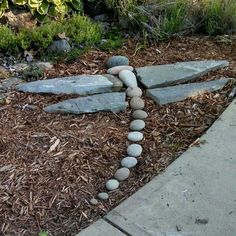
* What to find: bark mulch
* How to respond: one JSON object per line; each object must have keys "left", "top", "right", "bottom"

{"left": 0, "top": 36, "right": 236, "bottom": 236}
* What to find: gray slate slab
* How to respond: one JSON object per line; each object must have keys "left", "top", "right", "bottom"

{"left": 105, "top": 100, "right": 236, "bottom": 236}
{"left": 44, "top": 92, "right": 127, "bottom": 114}
{"left": 136, "top": 60, "right": 229, "bottom": 88}
{"left": 17, "top": 74, "right": 122, "bottom": 95}
{"left": 147, "top": 78, "right": 230, "bottom": 105}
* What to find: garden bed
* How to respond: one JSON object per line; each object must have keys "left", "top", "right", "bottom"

{"left": 0, "top": 36, "right": 236, "bottom": 236}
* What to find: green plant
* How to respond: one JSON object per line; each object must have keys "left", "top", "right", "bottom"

{"left": 99, "top": 27, "right": 124, "bottom": 51}
{"left": 39, "top": 231, "right": 48, "bottom": 236}
{"left": 0, "top": 24, "right": 17, "bottom": 51}
{"left": 21, "top": 64, "right": 44, "bottom": 81}
{"left": 0, "top": 14, "right": 102, "bottom": 53}
{"left": 65, "top": 15, "right": 102, "bottom": 46}
{"left": 200, "top": 0, "right": 236, "bottom": 35}
{"left": 0, "top": 0, "right": 83, "bottom": 19}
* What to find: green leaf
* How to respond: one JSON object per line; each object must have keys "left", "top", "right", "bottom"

{"left": 28, "top": 0, "right": 42, "bottom": 9}
{"left": 13, "top": 0, "right": 27, "bottom": 5}
{"left": 37, "top": 1, "right": 50, "bottom": 14}
{"left": 70, "top": 0, "right": 82, "bottom": 11}
{"left": 48, "top": 5, "right": 57, "bottom": 16}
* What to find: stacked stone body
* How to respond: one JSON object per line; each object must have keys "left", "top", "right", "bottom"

{"left": 95, "top": 55, "right": 147, "bottom": 202}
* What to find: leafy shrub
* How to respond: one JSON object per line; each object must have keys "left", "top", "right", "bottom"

{"left": 0, "top": 24, "right": 17, "bottom": 50}
{"left": 0, "top": 15, "right": 102, "bottom": 55}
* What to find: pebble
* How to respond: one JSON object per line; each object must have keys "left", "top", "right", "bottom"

{"left": 130, "top": 97, "right": 145, "bottom": 110}
{"left": 128, "top": 131, "right": 143, "bottom": 142}
{"left": 130, "top": 120, "right": 145, "bottom": 131}
{"left": 107, "top": 56, "right": 129, "bottom": 68}
{"left": 107, "top": 65, "right": 133, "bottom": 75}
{"left": 47, "top": 39, "right": 71, "bottom": 54}
{"left": 114, "top": 168, "right": 130, "bottom": 181}
{"left": 106, "top": 179, "right": 119, "bottom": 191}
{"left": 90, "top": 198, "right": 98, "bottom": 205}
{"left": 127, "top": 144, "right": 143, "bottom": 157}
{"left": 97, "top": 192, "right": 109, "bottom": 200}
{"left": 121, "top": 157, "right": 138, "bottom": 168}
{"left": 126, "top": 87, "right": 143, "bottom": 97}
{"left": 132, "top": 110, "right": 148, "bottom": 119}
{"left": 119, "top": 70, "right": 138, "bottom": 88}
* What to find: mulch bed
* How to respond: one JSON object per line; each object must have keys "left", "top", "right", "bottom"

{"left": 0, "top": 36, "right": 236, "bottom": 236}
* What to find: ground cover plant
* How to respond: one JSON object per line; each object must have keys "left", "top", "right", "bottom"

{"left": 0, "top": 14, "right": 102, "bottom": 57}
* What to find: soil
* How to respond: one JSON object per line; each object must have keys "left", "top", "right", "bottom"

{"left": 0, "top": 36, "right": 236, "bottom": 236}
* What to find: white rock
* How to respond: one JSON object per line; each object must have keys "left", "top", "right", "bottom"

{"left": 90, "top": 198, "right": 98, "bottom": 205}
{"left": 127, "top": 144, "right": 143, "bottom": 157}
{"left": 130, "top": 97, "right": 145, "bottom": 110}
{"left": 130, "top": 120, "right": 145, "bottom": 131}
{"left": 106, "top": 179, "right": 119, "bottom": 191}
{"left": 132, "top": 110, "right": 148, "bottom": 119}
{"left": 97, "top": 192, "right": 109, "bottom": 200}
{"left": 121, "top": 157, "right": 138, "bottom": 168}
{"left": 107, "top": 66, "right": 133, "bottom": 75}
{"left": 119, "top": 70, "right": 138, "bottom": 88}
{"left": 114, "top": 168, "right": 130, "bottom": 181}
{"left": 126, "top": 87, "right": 143, "bottom": 97}
{"left": 128, "top": 131, "right": 143, "bottom": 142}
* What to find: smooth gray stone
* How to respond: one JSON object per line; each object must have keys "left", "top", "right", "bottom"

{"left": 106, "top": 179, "right": 119, "bottom": 191}
{"left": 130, "top": 120, "right": 145, "bottom": 131}
{"left": 47, "top": 39, "right": 71, "bottom": 54}
{"left": 107, "top": 56, "right": 129, "bottom": 68}
{"left": 119, "top": 70, "right": 138, "bottom": 88}
{"left": 107, "top": 66, "right": 133, "bottom": 75}
{"left": 114, "top": 168, "right": 130, "bottom": 181}
{"left": 121, "top": 157, "right": 138, "bottom": 168}
{"left": 132, "top": 110, "right": 148, "bottom": 119}
{"left": 136, "top": 60, "right": 229, "bottom": 88}
{"left": 128, "top": 132, "right": 143, "bottom": 142}
{"left": 130, "top": 97, "right": 145, "bottom": 110}
{"left": 44, "top": 92, "right": 127, "bottom": 114}
{"left": 127, "top": 144, "right": 143, "bottom": 157}
{"left": 17, "top": 74, "right": 122, "bottom": 95}
{"left": 126, "top": 87, "right": 143, "bottom": 97}
{"left": 147, "top": 78, "right": 230, "bottom": 105}
{"left": 90, "top": 198, "right": 98, "bottom": 205}
{"left": 97, "top": 192, "right": 109, "bottom": 200}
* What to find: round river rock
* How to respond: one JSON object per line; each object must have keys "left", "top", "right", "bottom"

{"left": 126, "top": 87, "right": 143, "bottom": 97}
{"left": 98, "top": 192, "right": 109, "bottom": 200}
{"left": 128, "top": 131, "right": 143, "bottom": 142}
{"left": 121, "top": 157, "right": 138, "bottom": 168}
{"left": 114, "top": 167, "right": 130, "bottom": 181}
{"left": 132, "top": 110, "right": 148, "bottom": 119}
{"left": 119, "top": 70, "right": 138, "bottom": 88}
{"left": 106, "top": 56, "right": 129, "bottom": 68}
{"left": 130, "top": 119, "right": 145, "bottom": 131}
{"left": 127, "top": 144, "right": 143, "bottom": 157}
{"left": 106, "top": 179, "right": 119, "bottom": 191}
{"left": 107, "top": 65, "right": 133, "bottom": 75}
{"left": 130, "top": 97, "right": 145, "bottom": 110}
{"left": 90, "top": 198, "right": 98, "bottom": 205}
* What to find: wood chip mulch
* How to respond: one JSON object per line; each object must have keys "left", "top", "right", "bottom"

{"left": 0, "top": 36, "right": 236, "bottom": 236}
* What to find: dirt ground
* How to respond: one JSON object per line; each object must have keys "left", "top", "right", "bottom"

{"left": 0, "top": 36, "right": 236, "bottom": 236}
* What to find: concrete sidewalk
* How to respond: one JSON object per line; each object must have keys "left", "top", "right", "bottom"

{"left": 78, "top": 100, "right": 236, "bottom": 236}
